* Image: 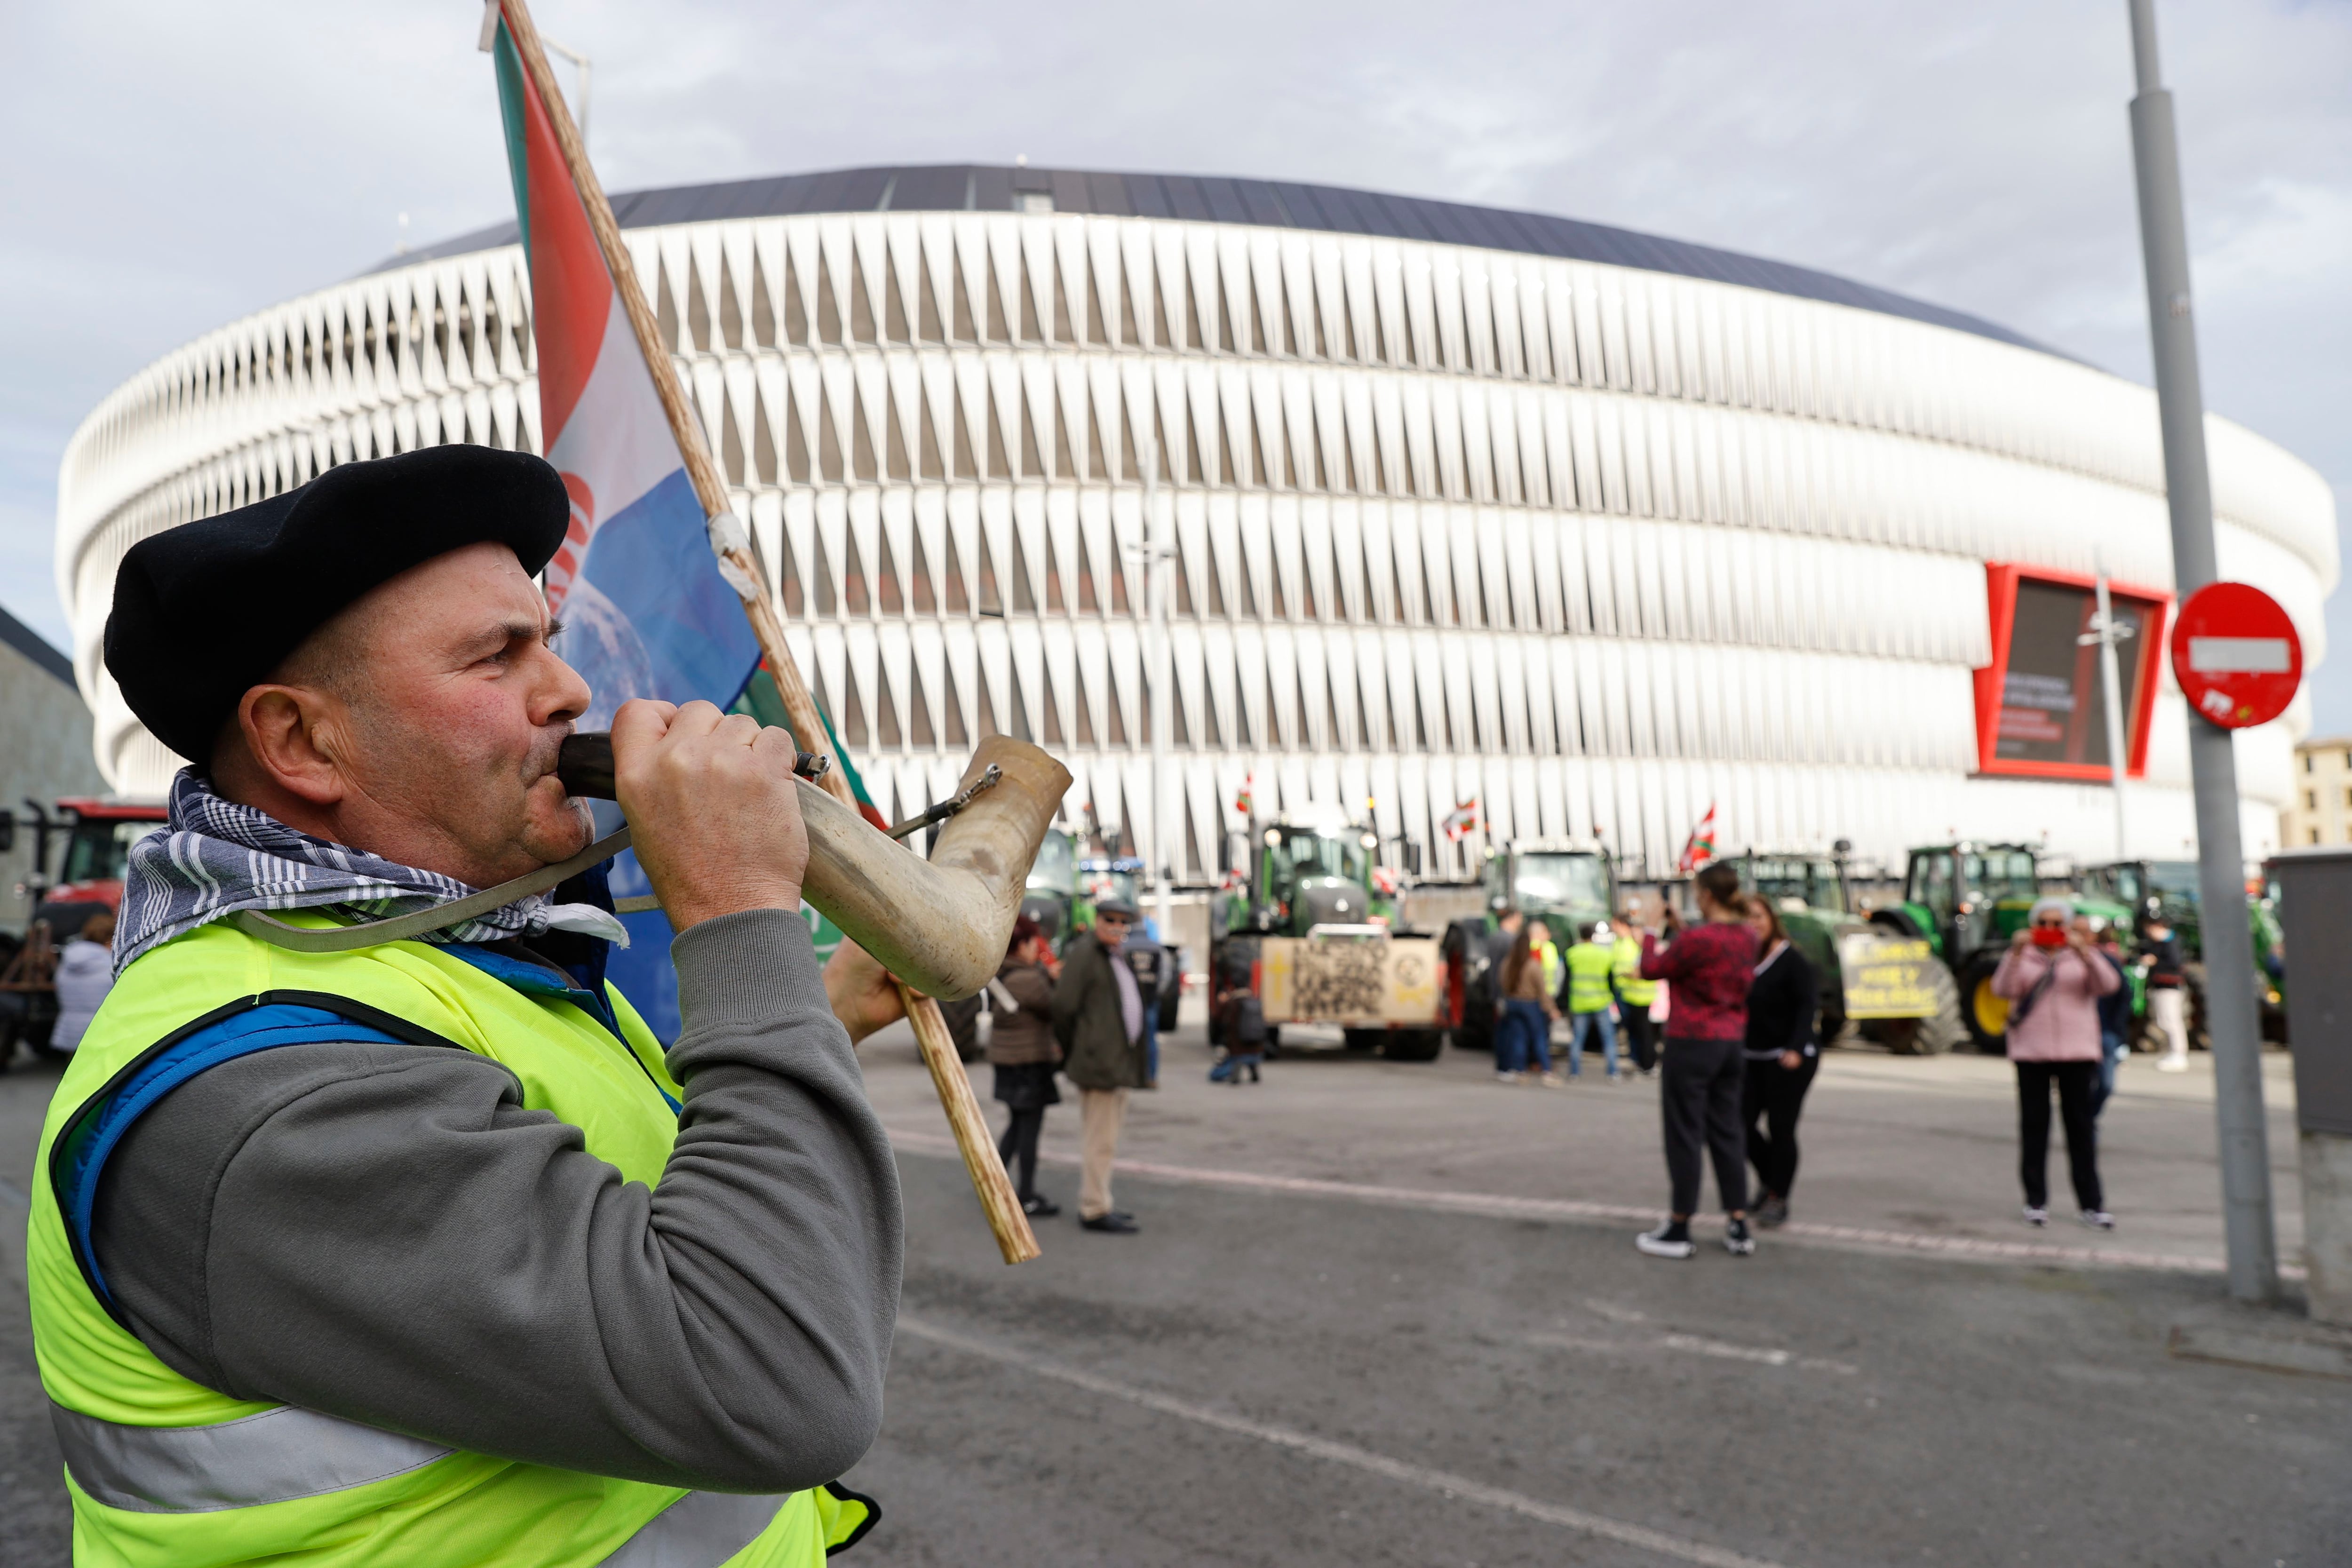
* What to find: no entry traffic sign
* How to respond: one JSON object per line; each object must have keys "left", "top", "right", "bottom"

{"left": 2170, "top": 581, "right": 2302, "bottom": 729}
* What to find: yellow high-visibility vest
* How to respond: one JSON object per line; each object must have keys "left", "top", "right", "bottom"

{"left": 28, "top": 916, "right": 874, "bottom": 1568}
{"left": 1565, "top": 940, "right": 1616, "bottom": 1013}
{"left": 1612, "top": 933, "right": 1659, "bottom": 1006}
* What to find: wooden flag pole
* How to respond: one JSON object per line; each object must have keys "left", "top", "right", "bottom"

{"left": 497, "top": 0, "right": 1039, "bottom": 1265}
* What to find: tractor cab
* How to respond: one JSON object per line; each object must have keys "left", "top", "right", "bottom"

{"left": 1480, "top": 838, "right": 1614, "bottom": 939}
{"left": 1891, "top": 843, "right": 2041, "bottom": 963}
{"left": 1436, "top": 840, "right": 1616, "bottom": 1059}
{"left": 1736, "top": 850, "right": 1851, "bottom": 918}
{"left": 1019, "top": 828, "right": 1081, "bottom": 952}
{"left": 1237, "top": 807, "right": 1383, "bottom": 937}
{"left": 19, "top": 797, "right": 169, "bottom": 939}
{"left": 2081, "top": 859, "right": 2203, "bottom": 948}
{"left": 1078, "top": 856, "right": 1144, "bottom": 914}
{"left": 1720, "top": 847, "right": 1865, "bottom": 1034}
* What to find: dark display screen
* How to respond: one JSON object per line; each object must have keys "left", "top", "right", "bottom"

{"left": 1994, "top": 581, "right": 2152, "bottom": 769}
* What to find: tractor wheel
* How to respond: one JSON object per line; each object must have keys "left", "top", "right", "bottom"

{"left": 1960, "top": 954, "right": 2011, "bottom": 1055}
{"left": 1382, "top": 1029, "right": 1445, "bottom": 1062}
{"left": 1866, "top": 958, "right": 1963, "bottom": 1056}
{"left": 938, "top": 994, "right": 984, "bottom": 1064}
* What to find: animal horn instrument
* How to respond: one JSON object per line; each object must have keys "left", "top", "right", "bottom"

{"left": 558, "top": 732, "right": 1070, "bottom": 1003}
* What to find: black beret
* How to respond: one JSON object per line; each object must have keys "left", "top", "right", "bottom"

{"left": 104, "top": 445, "right": 570, "bottom": 764}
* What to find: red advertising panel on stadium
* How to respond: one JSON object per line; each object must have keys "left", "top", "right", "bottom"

{"left": 1972, "top": 565, "right": 2171, "bottom": 782}
{"left": 2170, "top": 581, "right": 2302, "bottom": 730}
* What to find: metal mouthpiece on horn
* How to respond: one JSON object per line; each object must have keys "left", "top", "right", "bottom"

{"left": 556, "top": 731, "right": 1070, "bottom": 1002}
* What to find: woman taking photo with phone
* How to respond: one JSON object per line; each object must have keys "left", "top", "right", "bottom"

{"left": 1992, "top": 896, "right": 2121, "bottom": 1230}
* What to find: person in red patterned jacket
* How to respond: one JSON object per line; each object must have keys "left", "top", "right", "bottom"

{"left": 1634, "top": 862, "right": 1762, "bottom": 1259}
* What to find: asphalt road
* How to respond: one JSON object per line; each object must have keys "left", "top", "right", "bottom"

{"left": 842, "top": 1143, "right": 2348, "bottom": 1568}
{"left": 5, "top": 1030, "right": 2348, "bottom": 1566}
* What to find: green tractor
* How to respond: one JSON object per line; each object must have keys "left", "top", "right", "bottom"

{"left": 1719, "top": 847, "right": 1873, "bottom": 1046}
{"left": 1018, "top": 828, "right": 1085, "bottom": 953}
{"left": 1869, "top": 843, "right": 2133, "bottom": 1053}
{"left": 1441, "top": 839, "right": 1617, "bottom": 1059}
{"left": 2078, "top": 859, "right": 2288, "bottom": 1047}
{"left": 1212, "top": 808, "right": 1445, "bottom": 1061}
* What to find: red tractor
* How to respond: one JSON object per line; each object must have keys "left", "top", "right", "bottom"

{"left": 1, "top": 796, "right": 167, "bottom": 1060}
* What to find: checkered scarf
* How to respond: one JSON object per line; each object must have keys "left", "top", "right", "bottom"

{"left": 114, "top": 769, "right": 617, "bottom": 974}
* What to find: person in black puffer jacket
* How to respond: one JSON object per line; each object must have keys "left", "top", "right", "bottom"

{"left": 1740, "top": 896, "right": 1820, "bottom": 1229}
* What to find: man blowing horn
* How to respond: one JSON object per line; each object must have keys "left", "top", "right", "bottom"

{"left": 28, "top": 446, "right": 899, "bottom": 1565}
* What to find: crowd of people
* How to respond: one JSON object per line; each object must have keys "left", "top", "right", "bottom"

{"left": 1467, "top": 860, "right": 2145, "bottom": 1260}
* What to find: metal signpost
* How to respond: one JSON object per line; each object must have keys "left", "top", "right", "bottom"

{"left": 2127, "top": 0, "right": 2278, "bottom": 1302}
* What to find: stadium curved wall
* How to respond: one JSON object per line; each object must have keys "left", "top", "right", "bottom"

{"left": 55, "top": 167, "right": 2337, "bottom": 876}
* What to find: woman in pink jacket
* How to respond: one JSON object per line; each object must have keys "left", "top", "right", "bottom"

{"left": 1992, "top": 897, "right": 2121, "bottom": 1229}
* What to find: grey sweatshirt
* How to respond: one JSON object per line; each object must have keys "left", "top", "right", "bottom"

{"left": 88, "top": 909, "right": 902, "bottom": 1494}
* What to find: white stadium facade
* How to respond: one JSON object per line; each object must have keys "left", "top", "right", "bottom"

{"left": 55, "top": 164, "right": 2336, "bottom": 879}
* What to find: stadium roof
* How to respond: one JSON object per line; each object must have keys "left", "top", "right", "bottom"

{"left": 381, "top": 162, "right": 2059, "bottom": 358}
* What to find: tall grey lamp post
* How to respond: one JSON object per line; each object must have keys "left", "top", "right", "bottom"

{"left": 542, "top": 38, "right": 591, "bottom": 149}
{"left": 1128, "top": 438, "right": 1176, "bottom": 948}
{"left": 2081, "top": 549, "right": 2133, "bottom": 862}
{"left": 2126, "top": 0, "right": 2278, "bottom": 1303}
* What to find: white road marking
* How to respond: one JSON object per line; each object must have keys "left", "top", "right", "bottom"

{"left": 898, "top": 1313, "right": 1794, "bottom": 1568}
{"left": 1657, "top": 1333, "right": 1860, "bottom": 1376}
{"left": 1584, "top": 1297, "right": 1649, "bottom": 1324}
{"left": 884, "top": 1126, "right": 2304, "bottom": 1281}
{"left": 1529, "top": 1330, "right": 1859, "bottom": 1377}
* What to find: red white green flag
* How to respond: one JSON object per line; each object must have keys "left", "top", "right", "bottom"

{"left": 1677, "top": 803, "right": 1718, "bottom": 872}
{"left": 484, "top": 5, "right": 756, "bottom": 725}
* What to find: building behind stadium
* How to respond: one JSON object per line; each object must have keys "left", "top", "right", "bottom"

{"left": 54, "top": 164, "right": 2337, "bottom": 880}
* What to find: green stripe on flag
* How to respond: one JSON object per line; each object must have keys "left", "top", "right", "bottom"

{"left": 730, "top": 669, "right": 877, "bottom": 812}
{"left": 490, "top": 21, "right": 533, "bottom": 259}
{"left": 811, "top": 702, "right": 877, "bottom": 812}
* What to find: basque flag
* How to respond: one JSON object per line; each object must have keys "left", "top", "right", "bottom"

{"left": 1677, "top": 803, "right": 1718, "bottom": 873}
{"left": 490, "top": 10, "right": 759, "bottom": 1037}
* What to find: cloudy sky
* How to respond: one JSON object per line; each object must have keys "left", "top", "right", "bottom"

{"left": 5, "top": 0, "right": 2346, "bottom": 717}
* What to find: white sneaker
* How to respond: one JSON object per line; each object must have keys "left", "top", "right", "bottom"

{"left": 1636, "top": 1224, "right": 1696, "bottom": 1259}
{"left": 1495, "top": 1071, "right": 1523, "bottom": 1084}
{"left": 2022, "top": 1206, "right": 2049, "bottom": 1227}
{"left": 2156, "top": 1056, "right": 2189, "bottom": 1074}
{"left": 2080, "top": 1210, "right": 2116, "bottom": 1230}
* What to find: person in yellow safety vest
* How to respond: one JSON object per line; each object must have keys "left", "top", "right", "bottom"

{"left": 1536, "top": 926, "right": 1564, "bottom": 1005}
{"left": 29, "top": 446, "right": 902, "bottom": 1568}
{"left": 1612, "top": 909, "right": 1661, "bottom": 1075}
{"left": 1563, "top": 920, "right": 1625, "bottom": 1081}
